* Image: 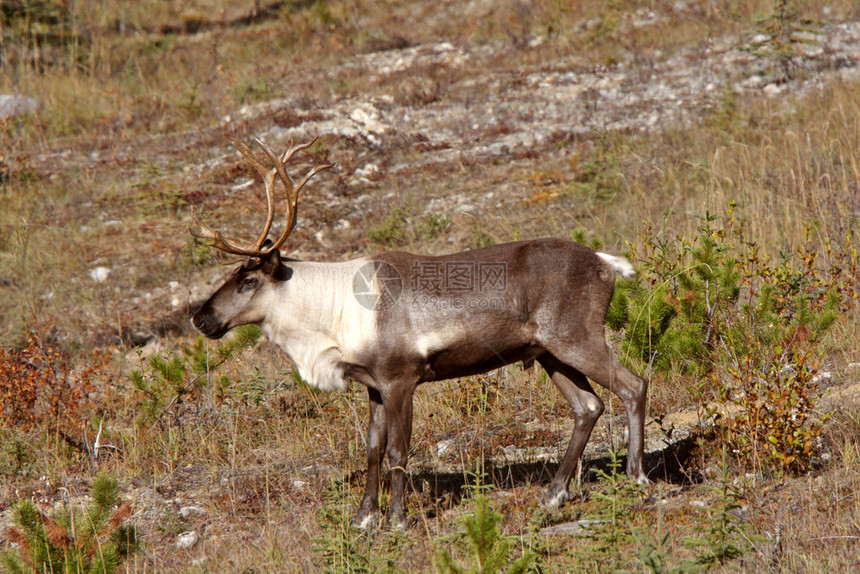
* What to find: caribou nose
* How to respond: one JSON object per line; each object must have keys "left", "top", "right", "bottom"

{"left": 190, "top": 310, "right": 227, "bottom": 339}
{"left": 190, "top": 312, "right": 206, "bottom": 333}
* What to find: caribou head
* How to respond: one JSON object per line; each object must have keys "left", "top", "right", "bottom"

{"left": 190, "top": 250, "right": 286, "bottom": 339}
{"left": 190, "top": 137, "right": 332, "bottom": 339}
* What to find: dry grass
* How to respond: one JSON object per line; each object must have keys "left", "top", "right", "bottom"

{"left": 2, "top": 0, "right": 860, "bottom": 571}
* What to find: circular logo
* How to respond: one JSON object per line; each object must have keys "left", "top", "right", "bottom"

{"left": 353, "top": 261, "right": 403, "bottom": 311}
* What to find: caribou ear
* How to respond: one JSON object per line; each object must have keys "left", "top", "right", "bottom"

{"left": 260, "top": 241, "right": 282, "bottom": 276}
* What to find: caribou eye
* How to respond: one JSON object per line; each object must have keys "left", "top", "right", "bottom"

{"left": 238, "top": 276, "right": 258, "bottom": 292}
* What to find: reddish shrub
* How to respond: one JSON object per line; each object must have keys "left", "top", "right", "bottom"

{"left": 0, "top": 332, "right": 109, "bottom": 430}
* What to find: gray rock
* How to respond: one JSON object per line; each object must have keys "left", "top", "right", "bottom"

{"left": 541, "top": 520, "right": 606, "bottom": 536}
{"left": 179, "top": 506, "right": 207, "bottom": 520}
{"left": 0, "top": 95, "right": 41, "bottom": 119}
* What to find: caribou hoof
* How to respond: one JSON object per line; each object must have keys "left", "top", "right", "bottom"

{"left": 352, "top": 510, "right": 378, "bottom": 530}
{"left": 629, "top": 470, "right": 651, "bottom": 485}
{"left": 389, "top": 512, "right": 410, "bottom": 532}
{"left": 543, "top": 488, "right": 570, "bottom": 509}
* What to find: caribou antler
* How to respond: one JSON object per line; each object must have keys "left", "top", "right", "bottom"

{"left": 191, "top": 136, "right": 334, "bottom": 257}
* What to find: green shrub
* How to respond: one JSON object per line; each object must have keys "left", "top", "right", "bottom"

{"left": 233, "top": 76, "right": 272, "bottom": 105}
{"left": 313, "top": 479, "right": 402, "bottom": 574}
{"left": 471, "top": 227, "right": 495, "bottom": 249}
{"left": 434, "top": 484, "right": 535, "bottom": 574}
{"left": 131, "top": 325, "right": 261, "bottom": 425}
{"left": 715, "top": 345, "right": 823, "bottom": 472}
{"left": 567, "top": 133, "right": 624, "bottom": 202}
{"left": 614, "top": 208, "right": 744, "bottom": 376}
{"left": 130, "top": 352, "right": 189, "bottom": 425}
{"left": 367, "top": 207, "right": 409, "bottom": 247}
{"left": 612, "top": 203, "right": 858, "bottom": 471}
{"left": 683, "top": 450, "right": 759, "bottom": 567}
{"left": 1, "top": 474, "right": 138, "bottom": 574}
{"left": 421, "top": 213, "right": 452, "bottom": 240}
{"left": 746, "top": 0, "right": 820, "bottom": 81}
{"left": 575, "top": 448, "right": 642, "bottom": 570}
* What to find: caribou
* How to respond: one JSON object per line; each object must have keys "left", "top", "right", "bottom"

{"left": 190, "top": 136, "right": 649, "bottom": 530}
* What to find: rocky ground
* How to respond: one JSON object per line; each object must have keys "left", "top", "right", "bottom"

{"left": 16, "top": 14, "right": 859, "bottom": 349}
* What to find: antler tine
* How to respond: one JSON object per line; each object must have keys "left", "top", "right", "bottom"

{"left": 189, "top": 135, "right": 332, "bottom": 259}
{"left": 188, "top": 138, "right": 278, "bottom": 258}
{"left": 295, "top": 163, "right": 336, "bottom": 193}
{"left": 252, "top": 136, "right": 332, "bottom": 253}
{"left": 279, "top": 136, "right": 319, "bottom": 165}
{"left": 190, "top": 208, "right": 265, "bottom": 256}
{"left": 252, "top": 135, "right": 321, "bottom": 197}
{"left": 268, "top": 162, "right": 335, "bottom": 252}
{"left": 252, "top": 137, "right": 299, "bottom": 253}
{"left": 231, "top": 137, "right": 278, "bottom": 251}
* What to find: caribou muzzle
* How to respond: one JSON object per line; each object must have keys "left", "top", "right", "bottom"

{"left": 190, "top": 308, "right": 228, "bottom": 340}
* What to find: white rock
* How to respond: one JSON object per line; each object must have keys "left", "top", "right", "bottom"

{"left": 89, "top": 267, "right": 111, "bottom": 282}
{"left": 812, "top": 372, "right": 833, "bottom": 385}
{"left": 780, "top": 365, "right": 797, "bottom": 378}
{"left": 457, "top": 203, "right": 480, "bottom": 215}
{"left": 763, "top": 83, "right": 783, "bottom": 97}
{"left": 176, "top": 531, "right": 199, "bottom": 549}
{"left": 744, "top": 75, "right": 766, "bottom": 89}
{"left": 541, "top": 520, "right": 605, "bottom": 536}
{"left": 436, "top": 438, "right": 456, "bottom": 457}
{"left": 354, "top": 163, "right": 381, "bottom": 178}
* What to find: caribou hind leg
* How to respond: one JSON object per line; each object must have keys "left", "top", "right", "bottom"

{"left": 538, "top": 353, "right": 605, "bottom": 507}
{"left": 575, "top": 348, "right": 649, "bottom": 483}
{"left": 542, "top": 335, "right": 649, "bottom": 485}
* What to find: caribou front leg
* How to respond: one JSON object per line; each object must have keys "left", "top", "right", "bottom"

{"left": 383, "top": 384, "right": 416, "bottom": 530}
{"left": 353, "top": 387, "right": 387, "bottom": 529}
